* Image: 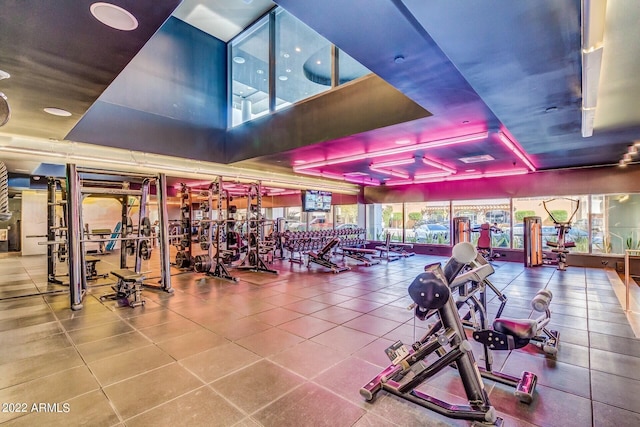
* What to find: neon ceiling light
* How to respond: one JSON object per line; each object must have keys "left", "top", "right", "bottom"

{"left": 385, "top": 168, "right": 529, "bottom": 186}
{"left": 497, "top": 132, "right": 536, "bottom": 171}
{"left": 421, "top": 156, "right": 456, "bottom": 174}
{"left": 293, "top": 131, "right": 488, "bottom": 171}
{"left": 369, "top": 158, "right": 414, "bottom": 179}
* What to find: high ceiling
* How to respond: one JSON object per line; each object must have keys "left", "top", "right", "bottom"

{"left": 1, "top": 0, "right": 640, "bottom": 189}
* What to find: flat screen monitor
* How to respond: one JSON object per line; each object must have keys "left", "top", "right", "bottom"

{"left": 302, "top": 190, "right": 332, "bottom": 212}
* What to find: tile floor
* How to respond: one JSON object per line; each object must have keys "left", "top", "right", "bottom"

{"left": 0, "top": 251, "right": 639, "bottom": 426}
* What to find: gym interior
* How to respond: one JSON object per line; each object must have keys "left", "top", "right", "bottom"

{"left": 1, "top": 1, "right": 640, "bottom": 426}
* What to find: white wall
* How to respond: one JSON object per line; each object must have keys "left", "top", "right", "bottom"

{"left": 21, "top": 190, "right": 47, "bottom": 255}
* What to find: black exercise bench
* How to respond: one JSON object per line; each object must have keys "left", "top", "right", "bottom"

{"left": 100, "top": 269, "right": 146, "bottom": 307}
{"left": 339, "top": 247, "right": 380, "bottom": 267}
{"left": 308, "top": 237, "right": 350, "bottom": 273}
{"left": 85, "top": 255, "right": 108, "bottom": 281}
{"left": 374, "top": 233, "right": 415, "bottom": 261}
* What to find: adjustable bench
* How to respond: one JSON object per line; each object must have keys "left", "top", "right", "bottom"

{"left": 85, "top": 255, "right": 108, "bottom": 281}
{"left": 374, "top": 233, "right": 415, "bottom": 261}
{"left": 100, "top": 269, "right": 146, "bottom": 307}
{"left": 340, "top": 247, "right": 380, "bottom": 266}
{"left": 308, "top": 237, "right": 350, "bottom": 273}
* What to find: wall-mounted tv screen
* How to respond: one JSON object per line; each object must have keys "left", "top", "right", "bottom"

{"left": 302, "top": 190, "right": 332, "bottom": 212}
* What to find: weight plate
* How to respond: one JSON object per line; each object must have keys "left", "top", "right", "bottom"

{"left": 138, "top": 240, "right": 152, "bottom": 260}
{"left": 141, "top": 217, "right": 151, "bottom": 237}
{"left": 175, "top": 251, "right": 191, "bottom": 268}
{"left": 125, "top": 217, "right": 134, "bottom": 236}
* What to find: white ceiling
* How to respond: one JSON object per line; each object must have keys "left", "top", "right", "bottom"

{"left": 172, "top": 0, "right": 275, "bottom": 42}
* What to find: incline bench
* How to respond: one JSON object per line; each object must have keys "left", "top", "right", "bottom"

{"left": 308, "top": 237, "right": 350, "bottom": 273}
{"left": 100, "top": 269, "right": 146, "bottom": 307}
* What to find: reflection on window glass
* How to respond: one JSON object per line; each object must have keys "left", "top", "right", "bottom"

{"left": 275, "top": 9, "right": 331, "bottom": 110}
{"left": 404, "top": 202, "right": 450, "bottom": 245}
{"left": 592, "top": 194, "right": 640, "bottom": 254}
{"left": 230, "top": 16, "right": 270, "bottom": 126}
{"left": 338, "top": 49, "right": 370, "bottom": 85}
{"left": 284, "top": 207, "right": 302, "bottom": 232}
{"left": 308, "top": 209, "right": 333, "bottom": 231}
{"left": 453, "top": 199, "right": 510, "bottom": 248}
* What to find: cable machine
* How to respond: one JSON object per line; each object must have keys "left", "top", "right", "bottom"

{"left": 174, "top": 183, "right": 193, "bottom": 269}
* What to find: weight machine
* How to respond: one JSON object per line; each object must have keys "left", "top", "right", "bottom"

{"left": 237, "top": 181, "right": 277, "bottom": 274}
{"left": 543, "top": 198, "right": 580, "bottom": 271}
{"left": 174, "top": 183, "right": 193, "bottom": 269}
{"left": 193, "top": 176, "right": 238, "bottom": 282}
{"left": 65, "top": 165, "right": 172, "bottom": 310}
{"left": 361, "top": 243, "right": 506, "bottom": 425}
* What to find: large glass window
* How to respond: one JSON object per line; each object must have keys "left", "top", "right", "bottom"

{"left": 453, "top": 199, "right": 510, "bottom": 248}
{"left": 592, "top": 194, "right": 640, "bottom": 254}
{"left": 334, "top": 204, "right": 360, "bottom": 229}
{"left": 366, "top": 203, "right": 403, "bottom": 242}
{"left": 337, "top": 49, "right": 370, "bottom": 85}
{"left": 274, "top": 9, "right": 331, "bottom": 110}
{"left": 230, "top": 16, "right": 270, "bottom": 126}
{"left": 405, "top": 201, "right": 450, "bottom": 245}
{"left": 512, "top": 196, "right": 588, "bottom": 252}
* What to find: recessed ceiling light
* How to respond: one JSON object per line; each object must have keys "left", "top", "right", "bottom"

{"left": 285, "top": 68, "right": 291, "bottom": 73}
{"left": 90, "top": 2, "right": 138, "bottom": 31}
{"left": 283, "top": 53, "right": 290, "bottom": 58}
{"left": 278, "top": 75, "right": 288, "bottom": 81}
{"left": 44, "top": 107, "right": 72, "bottom": 117}
{"left": 0, "top": 70, "right": 9, "bottom": 80}
{"left": 295, "top": 47, "right": 301, "bottom": 53}
{"left": 233, "top": 56, "right": 246, "bottom": 64}
{"left": 462, "top": 120, "right": 469, "bottom": 124}
{"left": 545, "top": 106, "right": 558, "bottom": 113}
{"left": 256, "top": 69, "right": 264, "bottom": 74}
{"left": 316, "top": 60, "right": 321, "bottom": 65}
{"left": 394, "top": 55, "right": 405, "bottom": 64}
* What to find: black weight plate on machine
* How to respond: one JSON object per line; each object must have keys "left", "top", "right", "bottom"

{"left": 193, "top": 255, "right": 210, "bottom": 273}
{"left": 57, "top": 243, "right": 67, "bottom": 262}
{"left": 125, "top": 217, "right": 134, "bottom": 236}
{"left": 141, "top": 217, "right": 152, "bottom": 237}
{"left": 175, "top": 251, "right": 191, "bottom": 268}
{"left": 125, "top": 240, "right": 136, "bottom": 256}
{"left": 200, "top": 242, "right": 209, "bottom": 250}
{"left": 249, "top": 233, "right": 257, "bottom": 247}
{"left": 138, "top": 240, "right": 152, "bottom": 260}
{"left": 248, "top": 251, "right": 257, "bottom": 266}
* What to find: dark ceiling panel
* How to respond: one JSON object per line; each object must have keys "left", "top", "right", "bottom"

{"left": 0, "top": 0, "right": 182, "bottom": 140}
{"left": 68, "top": 16, "right": 228, "bottom": 155}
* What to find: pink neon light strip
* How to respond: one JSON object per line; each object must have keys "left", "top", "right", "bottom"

{"left": 385, "top": 168, "right": 529, "bottom": 186}
{"left": 421, "top": 157, "right": 457, "bottom": 174}
{"left": 369, "top": 165, "right": 410, "bottom": 179}
{"left": 370, "top": 157, "right": 416, "bottom": 168}
{"left": 497, "top": 132, "right": 536, "bottom": 171}
{"left": 293, "top": 131, "right": 489, "bottom": 171}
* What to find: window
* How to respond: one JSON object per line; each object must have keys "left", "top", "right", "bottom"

{"left": 452, "top": 199, "right": 510, "bottom": 248}
{"left": 511, "top": 196, "right": 588, "bottom": 252}
{"left": 274, "top": 9, "right": 331, "bottom": 110}
{"left": 337, "top": 49, "right": 370, "bottom": 85}
{"left": 405, "top": 201, "right": 450, "bottom": 245}
{"left": 366, "top": 203, "right": 403, "bottom": 242}
{"left": 230, "top": 16, "right": 270, "bottom": 126}
{"left": 334, "top": 204, "right": 360, "bottom": 229}
{"left": 591, "top": 194, "right": 640, "bottom": 254}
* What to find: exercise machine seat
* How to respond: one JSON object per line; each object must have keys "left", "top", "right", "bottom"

{"left": 493, "top": 318, "right": 538, "bottom": 339}
{"left": 477, "top": 223, "right": 491, "bottom": 250}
